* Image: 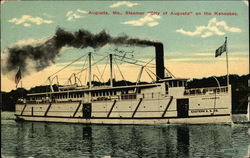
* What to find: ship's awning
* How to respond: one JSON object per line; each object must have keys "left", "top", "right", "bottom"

{"left": 159, "top": 78, "right": 189, "bottom": 82}
{"left": 27, "top": 82, "right": 161, "bottom": 96}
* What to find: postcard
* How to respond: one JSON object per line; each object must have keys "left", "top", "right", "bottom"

{"left": 1, "top": 1, "right": 249, "bottom": 158}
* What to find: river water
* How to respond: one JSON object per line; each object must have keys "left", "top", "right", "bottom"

{"left": 1, "top": 112, "right": 249, "bottom": 158}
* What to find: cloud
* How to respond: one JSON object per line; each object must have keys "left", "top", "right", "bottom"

{"left": 122, "top": 14, "right": 161, "bottom": 27}
{"left": 8, "top": 15, "right": 53, "bottom": 27}
{"left": 66, "top": 9, "right": 88, "bottom": 21}
{"left": 176, "top": 18, "right": 242, "bottom": 38}
{"left": 23, "top": 23, "right": 31, "bottom": 27}
{"left": 109, "top": 1, "right": 138, "bottom": 8}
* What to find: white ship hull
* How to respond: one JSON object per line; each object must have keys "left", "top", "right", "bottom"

{"left": 15, "top": 85, "right": 232, "bottom": 124}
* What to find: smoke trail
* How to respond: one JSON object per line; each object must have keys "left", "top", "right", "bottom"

{"left": 2, "top": 27, "right": 160, "bottom": 76}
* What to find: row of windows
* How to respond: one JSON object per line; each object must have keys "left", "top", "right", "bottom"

{"left": 28, "top": 89, "right": 140, "bottom": 100}
{"left": 91, "top": 89, "right": 138, "bottom": 97}
{"left": 166, "top": 81, "right": 187, "bottom": 88}
{"left": 55, "top": 93, "right": 85, "bottom": 99}
{"left": 29, "top": 93, "right": 85, "bottom": 100}
{"left": 92, "top": 90, "right": 117, "bottom": 97}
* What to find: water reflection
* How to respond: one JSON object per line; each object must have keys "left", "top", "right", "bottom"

{"left": 177, "top": 126, "right": 189, "bottom": 157}
{"left": 82, "top": 126, "right": 93, "bottom": 157}
{"left": 1, "top": 115, "right": 250, "bottom": 158}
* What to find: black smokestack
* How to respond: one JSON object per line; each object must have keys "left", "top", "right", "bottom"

{"left": 154, "top": 42, "right": 165, "bottom": 81}
{"left": 2, "top": 28, "right": 164, "bottom": 79}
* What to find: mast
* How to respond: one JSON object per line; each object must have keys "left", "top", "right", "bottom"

{"left": 225, "top": 37, "right": 229, "bottom": 86}
{"left": 88, "top": 52, "right": 92, "bottom": 89}
{"left": 136, "top": 66, "right": 144, "bottom": 84}
{"left": 109, "top": 54, "right": 113, "bottom": 87}
{"left": 48, "top": 77, "right": 54, "bottom": 92}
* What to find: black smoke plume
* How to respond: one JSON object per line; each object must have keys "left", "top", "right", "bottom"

{"left": 3, "top": 27, "right": 160, "bottom": 76}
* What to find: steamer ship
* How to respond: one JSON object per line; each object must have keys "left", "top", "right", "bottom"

{"left": 15, "top": 43, "right": 232, "bottom": 124}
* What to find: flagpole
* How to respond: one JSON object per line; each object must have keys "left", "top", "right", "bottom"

{"left": 225, "top": 37, "right": 229, "bottom": 86}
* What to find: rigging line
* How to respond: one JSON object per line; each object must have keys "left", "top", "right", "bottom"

{"left": 79, "top": 55, "right": 88, "bottom": 79}
{"left": 80, "top": 56, "right": 88, "bottom": 85}
{"left": 145, "top": 69, "right": 155, "bottom": 82}
{"left": 113, "top": 56, "right": 155, "bottom": 68}
{"left": 114, "top": 58, "right": 127, "bottom": 86}
{"left": 91, "top": 54, "right": 104, "bottom": 82}
{"left": 92, "top": 51, "right": 155, "bottom": 68}
{"left": 48, "top": 54, "right": 87, "bottom": 78}
{"left": 100, "top": 58, "right": 108, "bottom": 82}
{"left": 67, "top": 73, "right": 80, "bottom": 85}
{"left": 145, "top": 67, "right": 160, "bottom": 81}
{"left": 67, "top": 73, "right": 73, "bottom": 85}
{"left": 84, "top": 66, "right": 87, "bottom": 85}
{"left": 75, "top": 56, "right": 107, "bottom": 75}
{"left": 80, "top": 55, "right": 89, "bottom": 85}
{"left": 93, "top": 53, "right": 155, "bottom": 66}
{"left": 75, "top": 77, "right": 82, "bottom": 86}
{"left": 93, "top": 74, "right": 101, "bottom": 82}
{"left": 164, "top": 67, "right": 175, "bottom": 78}
{"left": 113, "top": 54, "right": 155, "bottom": 66}
{"left": 144, "top": 57, "right": 155, "bottom": 67}
{"left": 91, "top": 52, "right": 110, "bottom": 60}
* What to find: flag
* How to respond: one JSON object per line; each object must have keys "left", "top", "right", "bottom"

{"left": 215, "top": 38, "right": 227, "bottom": 57}
{"left": 15, "top": 68, "right": 21, "bottom": 88}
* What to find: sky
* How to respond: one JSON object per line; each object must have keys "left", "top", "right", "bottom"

{"left": 1, "top": 0, "right": 249, "bottom": 92}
